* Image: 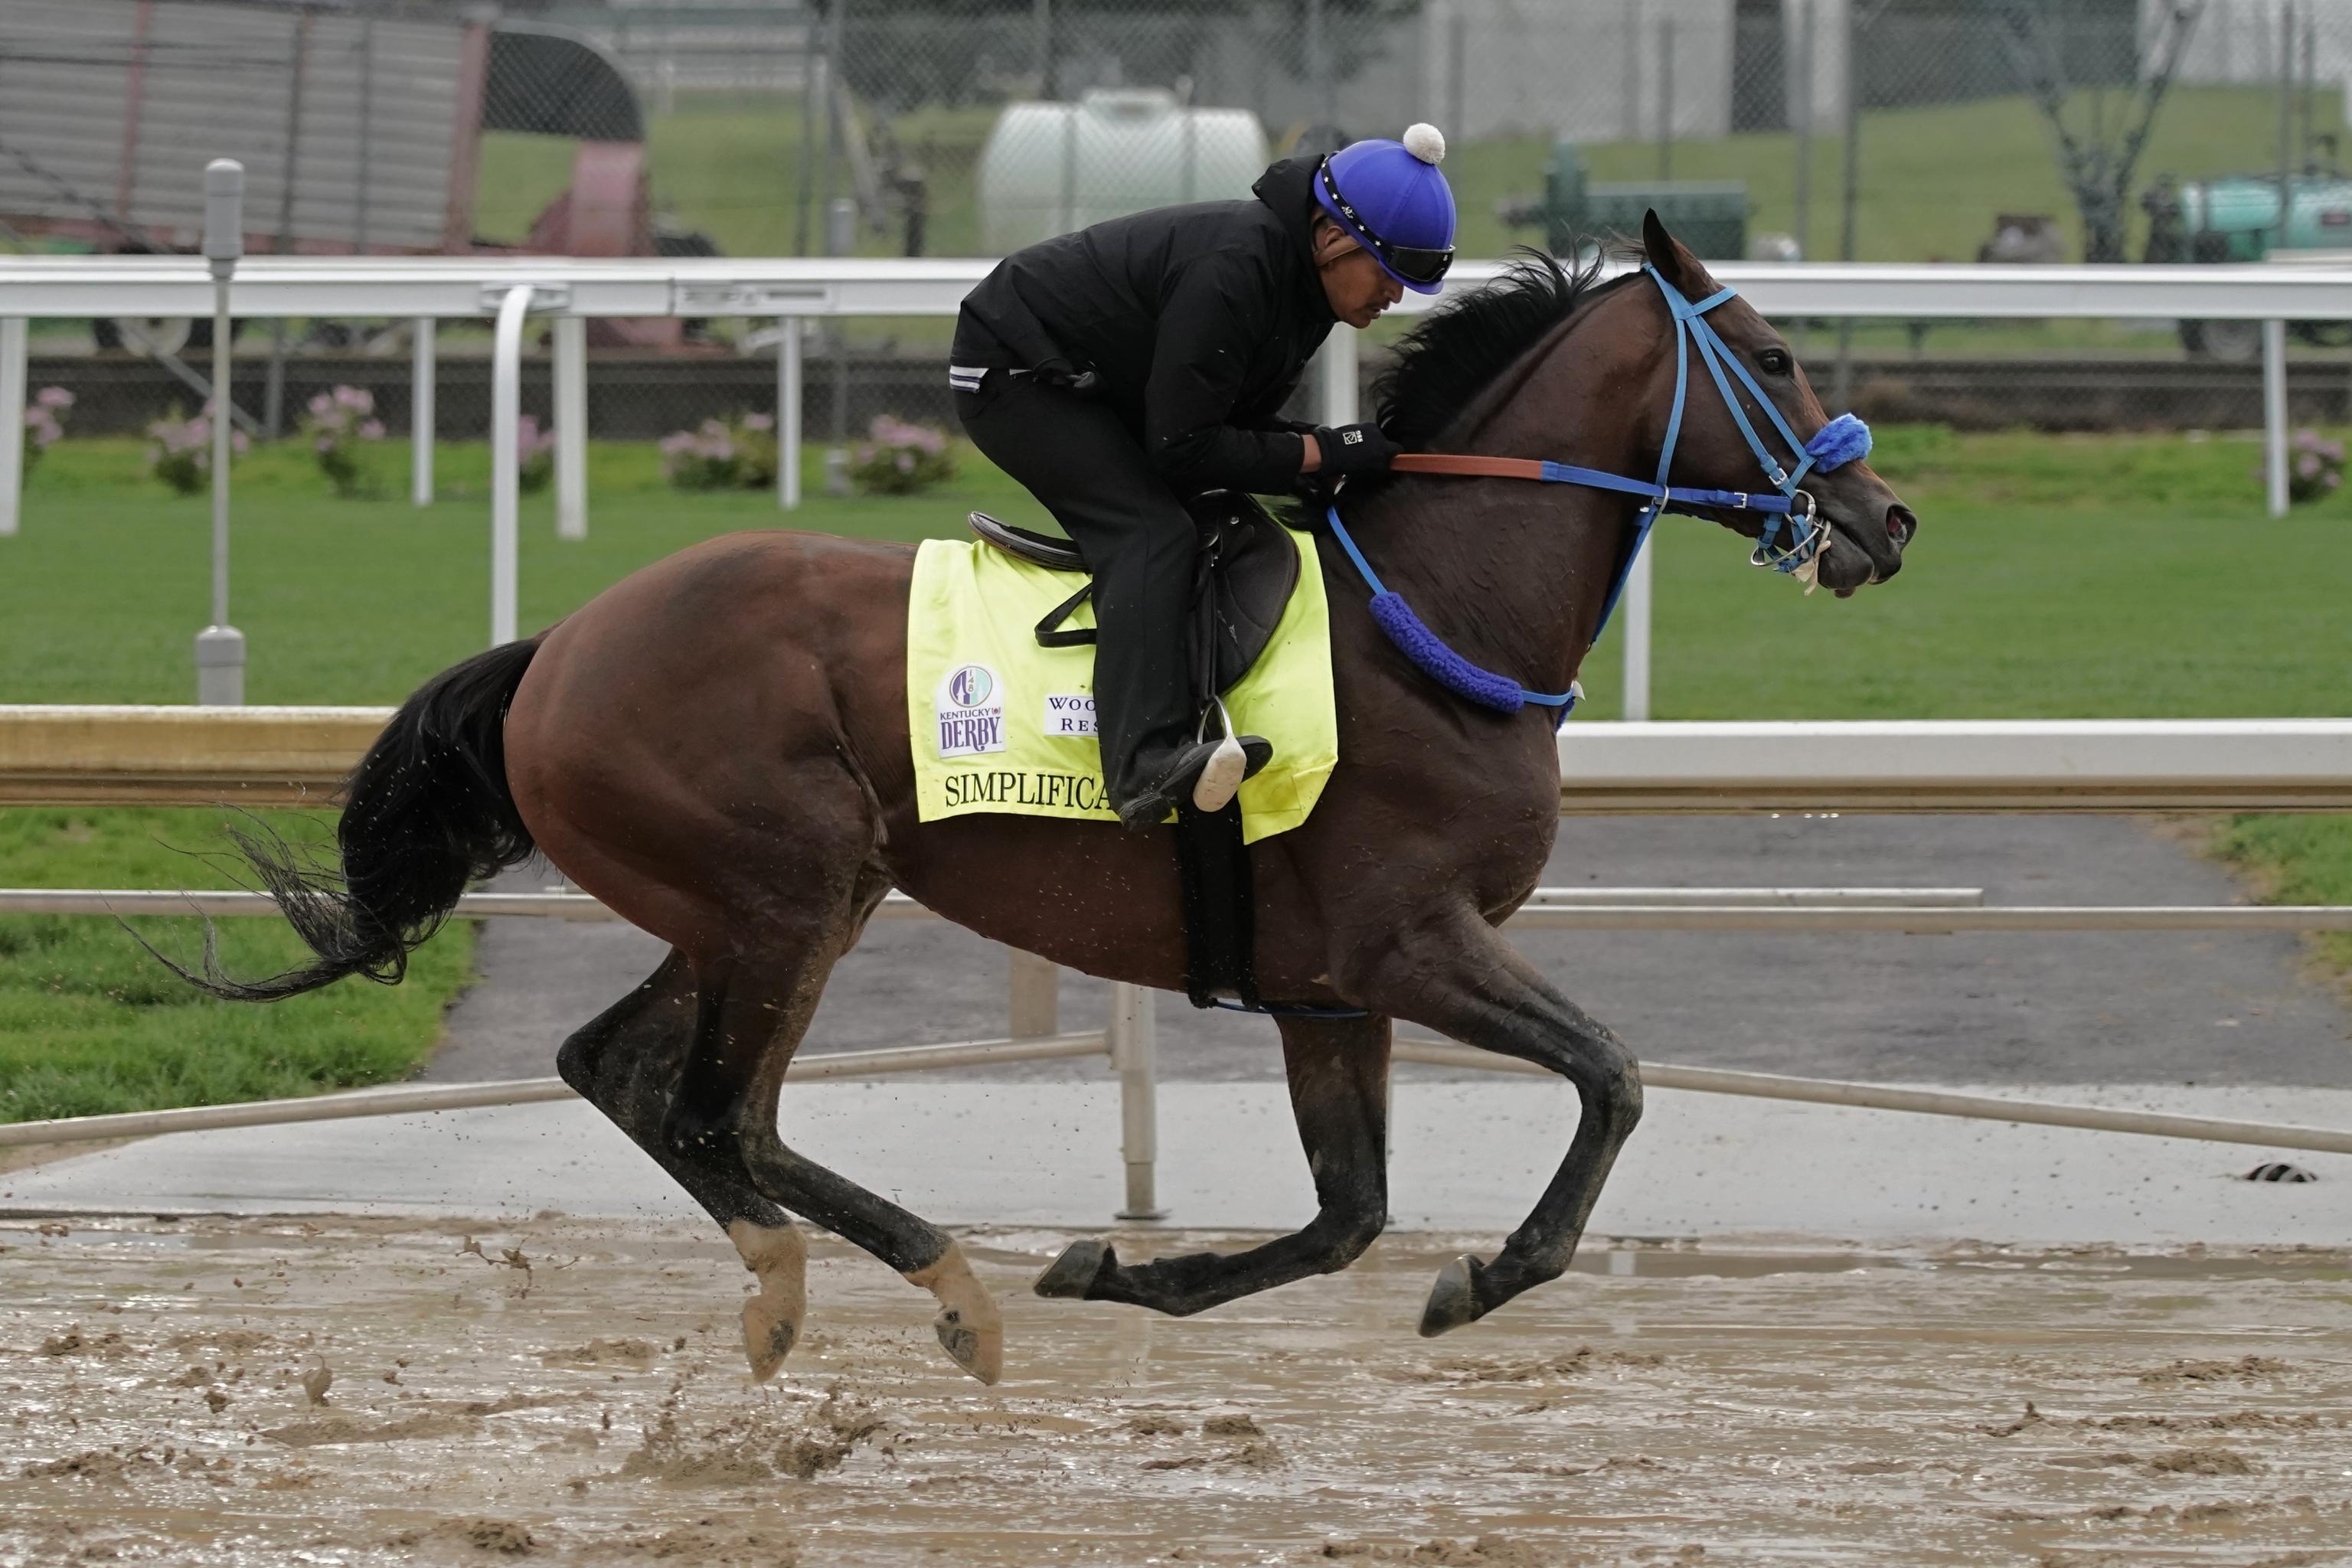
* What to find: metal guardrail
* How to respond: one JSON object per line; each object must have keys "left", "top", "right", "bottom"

{"left": 8, "top": 707, "right": 2352, "bottom": 812}
{"left": 13, "top": 887, "right": 2352, "bottom": 933}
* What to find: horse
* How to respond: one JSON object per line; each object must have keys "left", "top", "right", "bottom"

{"left": 173, "top": 214, "right": 1915, "bottom": 1387}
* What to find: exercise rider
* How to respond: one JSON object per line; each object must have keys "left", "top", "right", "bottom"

{"left": 950, "top": 124, "right": 1457, "bottom": 831}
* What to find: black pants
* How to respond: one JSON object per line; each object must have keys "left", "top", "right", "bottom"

{"left": 956, "top": 374, "right": 1196, "bottom": 807}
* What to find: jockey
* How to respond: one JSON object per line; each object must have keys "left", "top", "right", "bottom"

{"left": 951, "top": 124, "right": 1457, "bottom": 831}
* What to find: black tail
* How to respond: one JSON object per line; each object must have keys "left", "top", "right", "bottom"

{"left": 167, "top": 639, "right": 541, "bottom": 1002}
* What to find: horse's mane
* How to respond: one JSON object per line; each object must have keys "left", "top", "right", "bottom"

{"left": 1372, "top": 245, "right": 1634, "bottom": 449}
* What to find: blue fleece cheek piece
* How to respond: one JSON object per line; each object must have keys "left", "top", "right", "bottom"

{"left": 1367, "top": 593, "right": 1527, "bottom": 714}
{"left": 1805, "top": 413, "right": 1870, "bottom": 472}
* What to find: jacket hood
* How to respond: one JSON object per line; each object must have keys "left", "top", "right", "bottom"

{"left": 1253, "top": 155, "right": 1334, "bottom": 321}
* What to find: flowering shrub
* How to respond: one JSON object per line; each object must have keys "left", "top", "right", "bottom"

{"left": 659, "top": 411, "right": 776, "bottom": 492}
{"left": 2288, "top": 428, "right": 2344, "bottom": 505}
{"left": 302, "top": 385, "right": 389, "bottom": 498}
{"left": 146, "top": 403, "right": 248, "bottom": 496}
{"left": 517, "top": 414, "right": 557, "bottom": 495}
{"left": 848, "top": 414, "right": 956, "bottom": 496}
{"left": 21, "top": 387, "right": 71, "bottom": 475}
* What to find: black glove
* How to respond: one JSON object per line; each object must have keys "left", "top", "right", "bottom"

{"left": 1314, "top": 422, "right": 1399, "bottom": 478}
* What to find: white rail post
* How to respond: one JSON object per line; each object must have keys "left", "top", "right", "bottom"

{"left": 1317, "top": 330, "right": 1358, "bottom": 426}
{"left": 0, "top": 315, "right": 24, "bottom": 537}
{"left": 553, "top": 312, "right": 588, "bottom": 539}
{"left": 1008, "top": 950, "right": 1058, "bottom": 1037}
{"left": 1107, "top": 982, "right": 1166, "bottom": 1221}
{"left": 411, "top": 316, "right": 435, "bottom": 506}
{"left": 490, "top": 284, "right": 534, "bottom": 646}
{"left": 1621, "top": 544, "right": 1654, "bottom": 720}
{"left": 777, "top": 318, "right": 802, "bottom": 511}
{"left": 2263, "top": 316, "right": 2289, "bottom": 519}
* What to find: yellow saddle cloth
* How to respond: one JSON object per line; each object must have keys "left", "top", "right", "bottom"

{"left": 905, "top": 530, "right": 1338, "bottom": 844}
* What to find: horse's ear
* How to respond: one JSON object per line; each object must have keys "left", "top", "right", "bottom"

{"left": 1641, "top": 208, "right": 1709, "bottom": 298}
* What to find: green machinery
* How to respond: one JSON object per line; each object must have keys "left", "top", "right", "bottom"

{"left": 2145, "top": 168, "right": 2352, "bottom": 358}
{"left": 1501, "top": 140, "right": 1749, "bottom": 261}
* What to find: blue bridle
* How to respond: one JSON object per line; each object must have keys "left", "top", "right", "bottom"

{"left": 1323, "top": 263, "right": 1874, "bottom": 721}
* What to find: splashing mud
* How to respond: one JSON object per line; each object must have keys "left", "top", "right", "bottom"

{"left": 2, "top": 1216, "right": 2350, "bottom": 1564}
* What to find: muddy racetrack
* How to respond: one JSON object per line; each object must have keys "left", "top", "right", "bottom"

{"left": 4, "top": 1215, "right": 2350, "bottom": 1566}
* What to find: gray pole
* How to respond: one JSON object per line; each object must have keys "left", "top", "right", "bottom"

{"left": 1793, "top": 0, "right": 1815, "bottom": 259}
{"left": 1832, "top": 0, "right": 1862, "bottom": 410}
{"left": 795, "top": 41, "right": 818, "bottom": 254}
{"left": 1657, "top": 18, "right": 1673, "bottom": 180}
{"left": 2275, "top": 0, "right": 2295, "bottom": 250}
{"left": 1307, "top": 0, "right": 1334, "bottom": 131}
{"left": 353, "top": 18, "right": 374, "bottom": 253}
{"left": 263, "top": 12, "right": 312, "bottom": 441}
{"left": 197, "top": 158, "right": 246, "bottom": 707}
{"left": 1032, "top": 0, "right": 1054, "bottom": 98}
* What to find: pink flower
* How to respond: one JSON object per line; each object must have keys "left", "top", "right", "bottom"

{"left": 309, "top": 392, "right": 335, "bottom": 419}
{"left": 34, "top": 386, "right": 73, "bottom": 409}
{"left": 335, "top": 385, "right": 373, "bottom": 413}
{"left": 359, "top": 420, "right": 386, "bottom": 441}
{"left": 894, "top": 451, "right": 915, "bottom": 474}
{"left": 2298, "top": 453, "right": 2321, "bottom": 479}
{"left": 743, "top": 412, "right": 774, "bottom": 433}
{"left": 315, "top": 436, "right": 335, "bottom": 455}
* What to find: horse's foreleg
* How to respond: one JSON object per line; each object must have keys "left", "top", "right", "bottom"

{"left": 555, "top": 951, "right": 811, "bottom": 1379}
{"left": 1035, "top": 1011, "right": 1391, "bottom": 1316}
{"left": 1354, "top": 910, "right": 1642, "bottom": 1338}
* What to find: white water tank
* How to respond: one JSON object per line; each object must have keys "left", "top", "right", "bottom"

{"left": 976, "top": 89, "right": 1269, "bottom": 253}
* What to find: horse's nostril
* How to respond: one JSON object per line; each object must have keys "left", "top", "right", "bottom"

{"left": 1886, "top": 505, "right": 1918, "bottom": 547}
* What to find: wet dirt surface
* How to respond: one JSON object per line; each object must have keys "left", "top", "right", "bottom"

{"left": 5, "top": 1216, "right": 2352, "bottom": 1566}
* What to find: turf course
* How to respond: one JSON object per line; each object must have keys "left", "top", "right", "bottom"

{"left": 2, "top": 426, "right": 2347, "bottom": 1120}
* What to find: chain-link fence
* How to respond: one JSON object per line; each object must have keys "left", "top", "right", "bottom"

{"left": 10, "top": 0, "right": 2352, "bottom": 448}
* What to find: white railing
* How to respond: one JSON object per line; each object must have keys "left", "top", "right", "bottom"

{"left": 3, "top": 256, "right": 2344, "bottom": 717}
{"left": 3, "top": 705, "right": 2349, "bottom": 1205}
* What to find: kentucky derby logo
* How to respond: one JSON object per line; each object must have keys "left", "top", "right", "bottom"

{"left": 936, "top": 663, "right": 1006, "bottom": 758}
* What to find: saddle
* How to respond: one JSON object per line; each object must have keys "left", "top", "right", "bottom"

{"left": 965, "top": 492, "right": 1307, "bottom": 1014}
{"left": 965, "top": 490, "right": 1300, "bottom": 695}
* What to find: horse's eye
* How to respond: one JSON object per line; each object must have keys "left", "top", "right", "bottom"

{"left": 1758, "top": 348, "right": 1793, "bottom": 376}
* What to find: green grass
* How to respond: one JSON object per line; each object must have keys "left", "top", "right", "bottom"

{"left": 0, "top": 808, "right": 474, "bottom": 1123}
{"left": 5, "top": 426, "right": 2350, "bottom": 1119}
{"left": 2212, "top": 816, "right": 2352, "bottom": 989}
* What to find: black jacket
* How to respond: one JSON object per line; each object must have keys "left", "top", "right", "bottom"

{"left": 952, "top": 156, "right": 1337, "bottom": 496}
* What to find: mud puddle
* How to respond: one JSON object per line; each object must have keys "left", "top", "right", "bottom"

{"left": 4, "top": 1215, "right": 2351, "bottom": 1565}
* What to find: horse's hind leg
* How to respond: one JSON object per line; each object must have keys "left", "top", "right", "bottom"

{"left": 658, "top": 872, "right": 1006, "bottom": 1386}
{"left": 1353, "top": 909, "right": 1642, "bottom": 1338}
{"left": 555, "top": 951, "right": 811, "bottom": 1380}
{"left": 1036, "top": 1011, "right": 1391, "bottom": 1315}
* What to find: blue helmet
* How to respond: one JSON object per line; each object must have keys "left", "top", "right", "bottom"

{"left": 1313, "top": 123, "right": 1457, "bottom": 294}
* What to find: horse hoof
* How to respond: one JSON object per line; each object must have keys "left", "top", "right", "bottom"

{"left": 1418, "top": 1254, "right": 1485, "bottom": 1338}
{"left": 934, "top": 1307, "right": 1003, "bottom": 1386}
{"left": 741, "top": 1295, "right": 799, "bottom": 1382}
{"left": 1034, "top": 1238, "right": 1112, "bottom": 1299}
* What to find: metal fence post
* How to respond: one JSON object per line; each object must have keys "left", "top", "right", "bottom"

{"left": 1008, "top": 950, "right": 1058, "bottom": 1037}
{"left": 411, "top": 317, "right": 435, "bottom": 506}
{"left": 1316, "top": 331, "right": 1357, "bottom": 426}
{"left": 490, "top": 284, "right": 534, "bottom": 646}
{"left": 0, "top": 316, "right": 24, "bottom": 537}
{"left": 1621, "top": 544, "right": 1652, "bottom": 720}
{"left": 553, "top": 314, "right": 588, "bottom": 540}
{"left": 1107, "top": 982, "right": 1166, "bottom": 1221}
{"left": 2264, "top": 317, "right": 2290, "bottom": 518}
{"left": 777, "top": 318, "right": 802, "bottom": 510}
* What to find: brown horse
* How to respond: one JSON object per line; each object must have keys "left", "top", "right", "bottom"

{"left": 181, "top": 216, "right": 1914, "bottom": 1386}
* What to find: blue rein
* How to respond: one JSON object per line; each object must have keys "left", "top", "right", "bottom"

{"left": 1324, "top": 264, "right": 1873, "bottom": 721}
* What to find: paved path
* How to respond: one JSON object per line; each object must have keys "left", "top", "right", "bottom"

{"left": 10, "top": 1080, "right": 2350, "bottom": 1246}
{"left": 423, "top": 813, "right": 2352, "bottom": 1087}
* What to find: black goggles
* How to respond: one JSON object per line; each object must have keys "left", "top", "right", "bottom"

{"left": 1317, "top": 157, "right": 1454, "bottom": 286}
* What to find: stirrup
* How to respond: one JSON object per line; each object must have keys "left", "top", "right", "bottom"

{"left": 1191, "top": 697, "right": 1250, "bottom": 812}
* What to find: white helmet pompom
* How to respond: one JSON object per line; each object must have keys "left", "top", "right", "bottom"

{"left": 1402, "top": 122, "right": 1446, "bottom": 164}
